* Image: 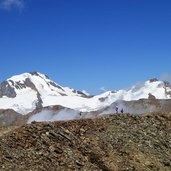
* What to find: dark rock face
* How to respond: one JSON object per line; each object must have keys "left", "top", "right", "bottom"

{"left": 24, "top": 78, "right": 37, "bottom": 91}
{"left": 149, "top": 78, "right": 158, "bottom": 83}
{"left": 9, "top": 80, "right": 15, "bottom": 86}
{"left": 24, "top": 78, "right": 43, "bottom": 108}
{"left": 148, "top": 93, "right": 156, "bottom": 99}
{"left": 111, "top": 90, "right": 117, "bottom": 93}
{"left": 0, "top": 77, "right": 43, "bottom": 111}
{"left": 29, "top": 72, "right": 40, "bottom": 77}
{"left": 164, "top": 81, "right": 171, "bottom": 87}
{"left": 36, "top": 93, "right": 43, "bottom": 109}
{"left": 72, "top": 90, "right": 87, "bottom": 97}
{"left": 29, "top": 72, "right": 49, "bottom": 79}
{"left": 48, "top": 81, "right": 65, "bottom": 92}
{"left": 0, "top": 76, "right": 41, "bottom": 98}
{"left": 163, "top": 81, "right": 171, "bottom": 98}
{"left": 0, "top": 81, "right": 16, "bottom": 98}
{"left": 99, "top": 97, "right": 108, "bottom": 102}
{"left": 13, "top": 81, "right": 26, "bottom": 90}
{"left": 77, "top": 90, "right": 87, "bottom": 97}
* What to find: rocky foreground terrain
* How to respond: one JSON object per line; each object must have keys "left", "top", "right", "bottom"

{"left": 0, "top": 113, "right": 171, "bottom": 171}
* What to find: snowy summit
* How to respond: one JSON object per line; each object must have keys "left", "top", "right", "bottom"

{"left": 0, "top": 72, "right": 171, "bottom": 115}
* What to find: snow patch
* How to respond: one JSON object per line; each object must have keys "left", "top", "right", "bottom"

{"left": 1, "top": 72, "right": 171, "bottom": 115}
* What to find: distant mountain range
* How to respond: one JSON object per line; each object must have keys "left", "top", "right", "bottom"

{"left": 0, "top": 72, "right": 171, "bottom": 125}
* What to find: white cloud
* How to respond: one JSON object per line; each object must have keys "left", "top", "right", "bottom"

{"left": 27, "top": 109, "right": 80, "bottom": 123}
{"left": 0, "top": 0, "right": 24, "bottom": 11}
{"left": 100, "top": 86, "right": 107, "bottom": 92}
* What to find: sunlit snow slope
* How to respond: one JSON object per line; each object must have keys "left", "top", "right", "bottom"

{"left": 0, "top": 73, "right": 171, "bottom": 115}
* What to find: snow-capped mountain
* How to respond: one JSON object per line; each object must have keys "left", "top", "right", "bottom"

{"left": 0, "top": 73, "right": 171, "bottom": 115}
{"left": 0, "top": 72, "right": 87, "bottom": 114}
{"left": 96, "top": 78, "right": 171, "bottom": 103}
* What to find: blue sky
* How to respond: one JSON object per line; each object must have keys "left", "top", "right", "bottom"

{"left": 0, "top": 0, "right": 171, "bottom": 94}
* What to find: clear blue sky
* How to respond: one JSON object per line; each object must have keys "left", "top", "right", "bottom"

{"left": 0, "top": 0, "right": 171, "bottom": 94}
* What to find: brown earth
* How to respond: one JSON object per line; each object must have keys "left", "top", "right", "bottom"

{"left": 0, "top": 113, "right": 171, "bottom": 171}
{"left": 0, "top": 106, "right": 71, "bottom": 127}
{"left": 100, "top": 99, "right": 171, "bottom": 115}
{"left": 0, "top": 109, "right": 24, "bottom": 126}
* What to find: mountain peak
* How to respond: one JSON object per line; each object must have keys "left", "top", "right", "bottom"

{"left": 0, "top": 72, "right": 88, "bottom": 114}
{"left": 29, "top": 72, "right": 50, "bottom": 79}
{"left": 7, "top": 72, "right": 49, "bottom": 82}
{"left": 29, "top": 71, "right": 41, "bottom": 76}
{"left": 149, "top": 78, "right": 159, "bottom": 83}
{"left": 0, "top": 73, "right": 171, "bottom": 115}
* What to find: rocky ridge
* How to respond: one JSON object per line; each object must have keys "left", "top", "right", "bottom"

{"left": 0, "top": 113, "right": 171, "bottom": 171}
